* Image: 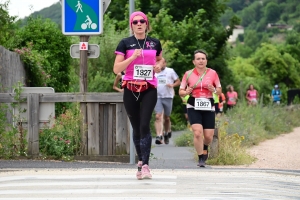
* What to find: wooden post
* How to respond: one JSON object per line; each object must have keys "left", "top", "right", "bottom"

{"left": 27, "top": 93, "right": 39, "bottom": 156}
{"left": 80, "top": 35, "right": 89, "bottom": 155}
{"left": 87, "top": 103, "right": 100, "bottom": 155}
{"left": 116, "top": 103, "right": 130, "bottom": 154}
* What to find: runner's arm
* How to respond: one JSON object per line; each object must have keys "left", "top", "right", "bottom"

{"left": 112, "top": 73, "right": 123, "bottom": 92}
{"left": 171, "top": 78, "right": 181, "bottom": 88}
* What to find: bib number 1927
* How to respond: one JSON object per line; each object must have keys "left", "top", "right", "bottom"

{"left": 133, "top": 65, "right": 153, "bottom": 80}
{"left": 194, "top": 98, "right": 212, "bottom": 111}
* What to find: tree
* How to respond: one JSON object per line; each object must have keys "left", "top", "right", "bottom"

{"left": 264, "top": 2, "right": 281, "bottom": 23}
{"left": 11, "top": 17, "right": 72, "bottom": 93}
{"left": 227, "top": 0, "right": 255, "bottom": 12}
{"left": 240, "top": 5, "right": 257, "bottom": 27}
{"left": 0, "top": 0, "right": 18, "bottom": 47}
{"left": 251, "top": 43, "right": 300, "bottom": 88}
{"left": 147, "top": 1, "right": 240, "bottom": 87}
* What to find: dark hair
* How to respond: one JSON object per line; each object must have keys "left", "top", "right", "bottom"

{"left": 248, "top": 84, "right": 254, "bottom": 90}
{"left": 193, "top": 49, "right": 208, "bottom": 59}
{"left": 227, "top": 84, "right": 234, "bottom": 91}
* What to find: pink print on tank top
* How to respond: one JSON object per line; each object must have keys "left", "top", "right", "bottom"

{"left": 146, "top": 41, "right": 152, "bottom": 49}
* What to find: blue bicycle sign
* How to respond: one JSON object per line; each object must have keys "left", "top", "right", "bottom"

{"left": 62, "top": 0, "right": 103, "bottom": 35}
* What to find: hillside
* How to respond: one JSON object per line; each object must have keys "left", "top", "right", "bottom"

{"left": 19, "top": 0, "right": 300, "bottom": 30}
{"left": 19, "top": 2, "right": 61, "bottom": 26}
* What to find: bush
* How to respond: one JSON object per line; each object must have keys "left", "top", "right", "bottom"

{"left": 207, "top": 121, "right": 254, "bottom": 165}
{"left": 0, "top": 82, "right": 27, "bottom": 159}
{"left": 39, "top": 104, "right": 84, "bottom": 160}
{"left": 174, "top": 131, "right": 193, "bottom": 147}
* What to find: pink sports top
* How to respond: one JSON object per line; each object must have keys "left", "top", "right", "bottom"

{"left": 115, "top": 36, "right": 163, "bottom": 87}
{"left": 180, "top": 68, "right": 221, "bottom": 98}
{"left": 227, "top": 91, "right": 238, "bottom": 105}
{"left": 247, "top": 90, "right": 257, "bottom": 101}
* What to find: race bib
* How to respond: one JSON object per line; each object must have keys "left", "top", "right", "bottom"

{"left": 158, "top": 77, "right": 167, "bottom": 85}
{"left": 229, "top": 97, "right": 236, "bottom": 102}
{"left": 133, "top": 65, "right": 153, "bottom": 80}
{"left": 194, "top": 98, "right": 212, "bottom": 111}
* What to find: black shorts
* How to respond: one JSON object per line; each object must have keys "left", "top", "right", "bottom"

{"left": 187, "top": 108, "right": 215, "bottom": 129}
{"left": 182, "top": 104, "right": 187, "bottom": 114}
{"left": 215, "top": 103, "right": 220, "bottom": 114}
{"left": 227, "top": 104, "right": 235, "bottom": 109}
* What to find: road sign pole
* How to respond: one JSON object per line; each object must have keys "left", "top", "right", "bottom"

{"left": 129, "top": 0, "right": 135, "bottom": 165}
{"left": 80, "top": 35, "right": 89, "bottom": 155}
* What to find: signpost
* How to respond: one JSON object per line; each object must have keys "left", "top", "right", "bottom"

{"left": 61, "top": 0, "right": 111, "bottom": 156}
{"left": 62, "top": 0, "right": 103, "bottom": 35}
{"left": 70, "top": 44, "right": 100, "bottom": 58}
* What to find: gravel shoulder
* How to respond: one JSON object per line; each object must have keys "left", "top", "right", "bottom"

{"left": 220, "top": 127, "right": 300, "bottom": 170}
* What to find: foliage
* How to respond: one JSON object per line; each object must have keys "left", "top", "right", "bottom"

{"left": 39, "top": 104, "right": 84, "bottom": 160}
{"left": 149, "top": 7, "right": 238, "bottom": 87}
{"left": 264, "top": 2, "right": 281, "bottom": 23}
{"left": 8, "top": 17, "right": 73, "bottom": 114}
{"left": 106, "top": 0, "right": 128, "bottom": 22}
{"left": 89, "top": 72, "right": 116, "bottom": 92}
{"left": 228, "top": 41, "right": 300, "bottom": 104}
{"left": 14, "top": 42, "right": 51, "bottom": 87}
{"left": 8, "top": 17, "right": 72, "bottom": 93}
{"left": 226, "top": 0, "right": 255, "bottom": 13}
{"left": 174, "top": 131, "right": 193, "bottom": 147}
{"left": 0, "top": 82, "right": 27, "bottom": 159}
{"left": 223, "top": 103, "right": 300, "bottom": 147}
{"left": 207, "top": 121, "right": 254, "bottom": 165}
{"left": 250, "top": 43, "right": 300, "bottom": 89}
{"left": 175, "top": 103, "right": 300, "bottom": 165}
{"left": 0, "top": 0, "right": 18, "bottom": 47}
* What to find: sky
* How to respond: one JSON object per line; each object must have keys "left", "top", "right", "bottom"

{"left": 6, "top": 0, "right": 59, "bottom": 19}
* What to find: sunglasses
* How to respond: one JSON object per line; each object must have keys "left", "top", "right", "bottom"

{"left": 132, "top": 19, "right": 147, "bottom": 25}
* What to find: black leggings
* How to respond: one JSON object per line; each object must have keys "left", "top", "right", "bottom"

{"left": 123, "top": 87, "right": 157, "bottom": 165}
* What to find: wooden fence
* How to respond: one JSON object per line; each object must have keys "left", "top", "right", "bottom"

{"left": 0, "top": 46, "right": 27, "bottom": 125}
{"left": 0, "top": 92, "right": 132, "bottom": 162}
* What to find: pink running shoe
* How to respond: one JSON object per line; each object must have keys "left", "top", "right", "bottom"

{"left": 136, "top": 161, "right": 143, "bottom": 180}
{"left": 141, "top": 164, "right": 152, "bottom": 179}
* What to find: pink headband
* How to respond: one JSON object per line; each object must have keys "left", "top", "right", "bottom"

{"left": 130, "top": 11, "right": 148, "bottom": 28}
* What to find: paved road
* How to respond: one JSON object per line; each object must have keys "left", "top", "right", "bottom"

{"left": 1, "top": 131, "right": 300, "bottom": 199}
{"left": 0, "top": 168, "right": 300, "bottom": 199}
{"left": 0, "top": 131, "right": 196, "bottom": 170}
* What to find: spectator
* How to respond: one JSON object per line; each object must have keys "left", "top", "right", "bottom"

{"left": 217, "top": 92, "right": 226, "bottom": 116}
{"left": 246, "top": 84, "right": 259, "bottom": 106}
{"left": 272, "top": 84, "right": 281, "bottom": 105}
{"left": 226, "top": 85, "right": 238, "bottom": 109}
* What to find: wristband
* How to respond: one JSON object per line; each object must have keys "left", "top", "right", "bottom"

{"left": 213, "top": 88, "right": 217, "bottom": 94}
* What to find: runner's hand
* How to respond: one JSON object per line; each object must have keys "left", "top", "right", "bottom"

{"left": 153, "top": 64, "right": 161, "bottom": 73}
{"left": 131, "top": 49, "right": 142, "bottom": 60}
{"left": 208, "top": 84, "right": 215, "bottom": 93}
{"left": 186, "top": 86, "right": 193, "bottom": 95}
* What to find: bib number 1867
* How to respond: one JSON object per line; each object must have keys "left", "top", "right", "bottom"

{"left": 194, "top": 98, "right": 212, "bottom": 111}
